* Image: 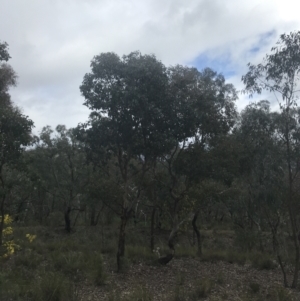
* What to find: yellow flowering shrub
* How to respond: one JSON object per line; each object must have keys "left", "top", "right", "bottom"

{"left": 1, "top": 214, "right": 18, "bottom": 258}
{"left": 1, "top": 214, "right": 37, "bottom": 258}
{"left": 26, "top": 234, "right": 36, "bottom": 243}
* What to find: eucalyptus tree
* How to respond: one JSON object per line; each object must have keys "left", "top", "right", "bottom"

{"left": 162, "top": 66, "right": 237, "bottom": 257}
{"left": 32, "top": 125, "right": 89, "bottom": 231}
{"left": 231, "top": 101, "right": 288, "bottom": 272}
{"left": 0, "top": 42, "right": 34, "bottom": 245}
{"left": 234, "top": 101, "right": 283, "bottom": 228}
{"left": 79, "top": 51, "right": 175, "bottom": 270}
{"left": 242, "top": 31, "right": 300, "bottom": 288}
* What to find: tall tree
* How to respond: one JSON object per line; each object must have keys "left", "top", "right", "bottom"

{"left": 31, "top": 125, "right": 89, "bottom": 231}
{"left": 162, "top": 66, "right": 237, "bottom": 258}
{"left": 0, "top": 42, "right": 34, "bottom": 245}
{"left": 242, "top": 31, "right": 300, "bottom": 288}
{"left": 79, "top": 51, "right": 174, "bottom": 270}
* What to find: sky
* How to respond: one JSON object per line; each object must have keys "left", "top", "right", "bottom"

{"left": 1, "top": 0, "right": 300, "bottom": 134}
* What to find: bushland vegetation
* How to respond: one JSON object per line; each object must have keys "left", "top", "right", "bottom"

{"left": 2, "top": 31, "right": 300, "bottom": 300}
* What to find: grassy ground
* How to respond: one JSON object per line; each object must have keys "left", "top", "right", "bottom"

{"left": 0, "top": 218, "right": 300, "bottom": 301}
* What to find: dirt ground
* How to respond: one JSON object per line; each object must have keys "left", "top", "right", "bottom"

{"left": 77, "top": 256, "right": 300, "bottom": 301}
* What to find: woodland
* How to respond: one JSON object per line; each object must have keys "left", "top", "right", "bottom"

{"left": 1, "top": 31, "right": 300, "bottom": 300}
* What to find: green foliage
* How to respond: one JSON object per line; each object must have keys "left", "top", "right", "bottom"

{"left": 0, "top": 41, "right": 10, "bottom": 62}
{"left": 234, "top": 228, "right": 261, "bottom": 252}
{"left": 0, "top": 95, "right": 34, "bottom": 167}
{"left": 201, "top": 249, "right": 246, "bottom": 266}
{"left": 272, "top": 286, "right": 294, "bottom": 301}
{"left": 29, "top": 272, "right": 78, "bottom": 301}
{"left": 250, "top": 252, "right": 276, "bottom": 270}
{"left": 51, "top": 250, "right": 106, "bottom": 284}
{"left": 126, "top": 245, "right": 156, "bottom": 263}
{"left": 46, "top": 211, "right": 65, "bottom": 227}
{"left": 176, "top": 245, "right": 197, "bottom": 258}
{"left": 0, "top": 269, "right": 33, "bottom": 300}
{"left": 118, "top": 256, "right": 131, "bottom": 273}
{"left": 14, "top": 249, "right": 43, "bottom": 269}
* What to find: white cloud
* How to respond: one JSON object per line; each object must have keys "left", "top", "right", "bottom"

{"left": 1, "top": 0, "right": 300, "bottom": 131}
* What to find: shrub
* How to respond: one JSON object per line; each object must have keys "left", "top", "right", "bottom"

{"left": 226, "top": 250, "right": 247, "bottom": 266}
{"left": 0, "top": 214, "right": 19, "bottom": 258}
{"left": 272, "top": 286, "right": 293, "bottom": 301}
{"left": 176, "top": 245, "right": 197, "bottom": 258}
{"left": 201, "top": 249, "right": 246, "bottom": 265}
{"left": 51, "top": 249, "right": 106, "bottom": 284}
{"left": 126, "top": 245, "right": 156, "bottom": 263}
{"left": 29, "top": 272, "right": 78, "bottom": 301}
{"left": 88, "top": 252, "right": 107, "bottom": 285}
{"left": 234, "top": 228, "right": 261, "bottom": 251}
{"left": 250, "top": 252, "right": 276, "bottom": 270}
{"left": 14, "top": 249, "right": 43, "bottom": 269}
{"left": 201, "top": 250, "right": 227, "bottom": 262}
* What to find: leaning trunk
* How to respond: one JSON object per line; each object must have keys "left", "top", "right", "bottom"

{"left": 192, "top": 210, "right": 202, "bottom": 256}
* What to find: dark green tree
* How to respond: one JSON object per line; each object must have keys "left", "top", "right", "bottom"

{"left": 242, "top": 31, "right": 300, "bottom": 288}
{"left": 161, "top": 66, "right": 237, "bottom": 258}
{"left": 31, "top": 125, "right": 90, "bottom": 231}
{"left": 0, "top": 42, "right": 34, "bottom": 245}
{"left": 79, "top": 51, "right": 174, "bottom": 270}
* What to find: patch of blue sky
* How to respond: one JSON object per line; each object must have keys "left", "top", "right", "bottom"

{"left": 249, "top": 29, "right": 276, "bottom": 55}
{"left": 190, "top": 52, "right": 235, "bottom": 79}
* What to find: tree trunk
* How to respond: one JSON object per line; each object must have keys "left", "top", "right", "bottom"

{"left": 117, "top": 213, "right": 128, "bottom": 271}
{"left": 0, "top": 195, "right": 5, "bottom": 247}
{"left": 90, "top": 206, "right": 96, "bottom": 226}
{"left": 73, "top": 210, "right": 80, "bottom": 227}
{"left": 285, "top": 117, "right": 300, "bottom": 288}
{"left": 192, "top": 210, "right": 202, "bottom": 256}
{"left": 64, "top": 206, "right": 71, "bottom": 233}
{"left": 271, "top": 224, "right": 288, "bottom": 287}
{"left": 95, "top": 209, "right": 102, "bottom": 226}
{"left": 0, "top": 221, "right": 3, "bottom": 247}
{"left": 290, "top": 206, "right": 300, "bottom": 288}
{"left": 150, "top": 206, "right": 156, "bottom": 251}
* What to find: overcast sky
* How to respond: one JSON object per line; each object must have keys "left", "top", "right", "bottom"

{"left": 1, "top": 0, "right": 300, "bottom": 133}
